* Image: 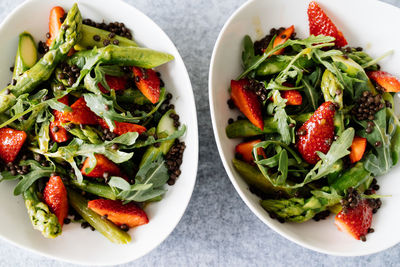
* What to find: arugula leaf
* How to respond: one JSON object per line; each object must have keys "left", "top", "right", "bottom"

{"left": 238, "top": 35, "right": 334, "bottom": 79}
{"left": 270, "top": 90, "right": 296, "bottom": 144}
{"left": 133, "top": 125, "right": 186, "bottom": 148}
{"left": 242, "top": 35, "right": 259, "bottom": 69}
{"left": 13, "top": 160, "right": 55, "bottom": 195}
{"left": 254, "top": 128, "right": 354, "bottom": 188}
{"left": 83, "top": 89, "right": 166, "bottom": 131}
{"left": 109, "top": 151, "right": 169, "bottom": 202}
{"left": 359, "top": 109, "right": 393, "bottom": 176}
{"left": 302, "top": 128, "right": 355, "bottom": 185}
{"left": 302, "top": 68, "right": 321, "bottom": 110}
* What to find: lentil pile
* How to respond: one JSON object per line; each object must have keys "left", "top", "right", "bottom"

{"left": 58, "top": 62, "right": 81, "bottom": 87}
{"left": 83, "top": 18, "right": 133, "bottom": 40}
{"left": 165, "top": 139, "right": 186, "bottom": 186}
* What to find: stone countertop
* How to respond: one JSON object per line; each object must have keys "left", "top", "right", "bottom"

{"left": 0, "top": 0, "right": 399, "bottom": 266}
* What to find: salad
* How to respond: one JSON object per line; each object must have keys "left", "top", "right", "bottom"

{"left": 0, "top": 4, "right": 186, "bottom": 244}
{"left": 226, "top": 1, "right": 400, "bottom": 241}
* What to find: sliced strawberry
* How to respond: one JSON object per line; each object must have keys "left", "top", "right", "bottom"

{"left": 46, "top": 6, "right": 65, "bottom": 47}
{"left": 308, "top": 1, "right": 347, "bottom": 47}
{"left": 367, "top": 71, "right": 400, "bottom": 93}
{"left": 98, "top": 119, "right": 147, "bottom": 136}
{"left": 50, "top": 95, "right": 70, "bottom": 143}
{"left": 349, "top": 136, "right": 367, "bottom": 163}
{"left": 62, "top": 97, "right": 98, "bottom": 125}
{"left": 231, "top": 79, "right": 264, "bottom": 130}
{"left": 98, "top": 75, "right": 128, "bottom": 94}
{"left": 49, "top": 120, "right": 69, "bottom": 143}
{"left": 335, "top": 199, "right": 373, "bottom": 240}
{"left": 282, "top": 90, "right": 302, "bottom": 105}
{"left": 296, "top": 101, "right": 336, "bottom": 164}
{"left": 132, "top": 67, "right": 160, "bottom": 104}
{"left": 81, "top": 154, "right": 124, "bottom": 178}
{"left": 235, "top": 139, "right": 267, "bottom": 163}
{"left": 272, "top": 25, "right": 294, "bottom": 55}
{"left": 43, "top": 175, "right": 68, "bottom": 227}
{"left": 88, "top": 199, "right": 149, "bottom": 228}
{"left": 0, "top": 128, "right": 27, "bottom": 163}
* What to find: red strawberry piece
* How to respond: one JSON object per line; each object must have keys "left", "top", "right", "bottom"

{"left": 231, "top": 79, "right": 264, "bottom": 130}
{"left": 62, "top": 97, "right": 99, "bottom": 125}
{"left": 43, "top": 175, "right": 68, "bottom": 227}
{"left": 81, "top": 154, "right": 124, "bottom": 178}
{"left": 235, "top": 139, "right": 267, "bottom": 163}
{"left": 296, "top": 101, "right": 336, "bottom": 164}
{"left": 307, "top": 1, "right": 348, "bottom": 47}
{"left": 335, "top": 199, "right": 373, "bottom": 240}
{"left": 98, "top": 75, "right": 128, "bottom": 94}
{"left": 282, "top": 90, "right": 302, "bottom": 105}
{"left": 98, "top": 119, "right": 147, "bottom": 136}
{"left": 132, "top": 67, "right": 160, "bottom": 104}
{"left": 49, "top": 120, "right": 69, "bottom": 143}
{"left": 272, "top": 25, "right": 295, "bottom": 55}
{"left": 88, "top": 199, "right": 149, "bottom": 228}
{"left": 367, "top": 71, "right": 400, "bottom": 93}
{"left": 50, "top": 95, "right": 70, "bottom": 143}
{"left": 0, "top": 128, "right": 27, "bottom": 163}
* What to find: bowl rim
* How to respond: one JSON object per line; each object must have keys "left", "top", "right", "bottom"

{"left": 208, "top": 0, "right": 400, "bottom": 256}
{"left": 0, "top": 0, "right": 199, "bottom": 264}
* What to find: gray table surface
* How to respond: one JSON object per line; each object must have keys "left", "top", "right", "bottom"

{"left": 0, "top": 0, "right": 400, "bottom": 266}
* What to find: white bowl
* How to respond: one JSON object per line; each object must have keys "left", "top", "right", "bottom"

{"left": 209, "top": 0, "right": 400, "bottom": 256}
{"left": 0, "top": 0, "right": 198, "bottom": 265}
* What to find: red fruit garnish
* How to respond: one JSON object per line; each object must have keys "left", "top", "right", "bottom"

{"left": 88, "top": 199, "right": 149, "bottom": 228}
{"left": 282, "top": 90, "right": 302, "bottom": 105}
{"left": 49, "top": 120, "right": 69, "bottom": 143}
{"left": 50, "top": 95, "right": 70, "bottom": 143}
{"left": 367, "top": 71, "right": 400, "bottom": 93}
{"left": 231, "top": 79, "right": 264, "bottom": 130}
{"left": 98, "top": 75, "right": 128, "bottom": 94}
{"left": 132, "top": 67, "right": 160, "bottom": 104}
{"left": 235, "top": 139, "right": 267, "bottom": 163}
{"left": 98, "top": 119, "right": 147, "bottom": 136}
{"left": 81, "top": 154, "right": 124, "bottom": 178}
{"left": 307, "top": 1, "right": 348, "bottom": 47}
{"left": 0, "top": 128, "right": 27, "bottom": 163}
{"left": 335, "top": 199, "right": 373, "bottom": 240}
{"left": 349, "top": 136, "right": 367, "bottom": 164}
{"left": 43, "top": 175, "right": 68, "bottom": 227}
{"left": 46, "top": 6, "right": 65, "bottom": 47}
{"left": 62, "top": 97, "right": 99, "bottom": 125}
{"left": 272, "top": 25, "right": 295, "bottom": 55}
{"left": 296, "top": 101, "right": 336, "bottom": 164}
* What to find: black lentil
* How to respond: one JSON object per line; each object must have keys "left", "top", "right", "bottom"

{"left": 83, "top": 18, "right": 133, "bottom": 39}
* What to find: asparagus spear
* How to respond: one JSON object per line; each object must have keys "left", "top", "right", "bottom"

{"left": 226, "top": 113, "right": 312, "bottom": 139}
{"left": 67, "top": 45, "right": 174, "bottom": 69}
{"left": 233, "top": 158, "right": 302, "bottom": 197}
{"left": 75, "top": 24, "right": 138, "bottom": 51}
{"left": 261, "top": 162, "right": 372, "bottom": 222}
{"left": 68, "top": 189, "right": 131, "bottom": 244}
{"left": 140, "top": 109, "right": 178, "bottom": 166}
{"left": 12, "top": 32, "right": 38, "bottom": 79}
{"left": 69, "top": 179, "right": 117, "bottom": 200}
{"left": 0, "top": 3, "right": 82, "bottom": 114}
{"left": 256, "top": 55, "right": 314, "bottom": 76}
{"left": 23, "top": 184, "right": 62, "bottom": 238}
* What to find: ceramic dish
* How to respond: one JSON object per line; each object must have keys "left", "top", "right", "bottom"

{"left": 0, "top": 0, "right": 198, "bottom": 264}
{"left": 209, "top": 0, "right": 400, "bottom": 256}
